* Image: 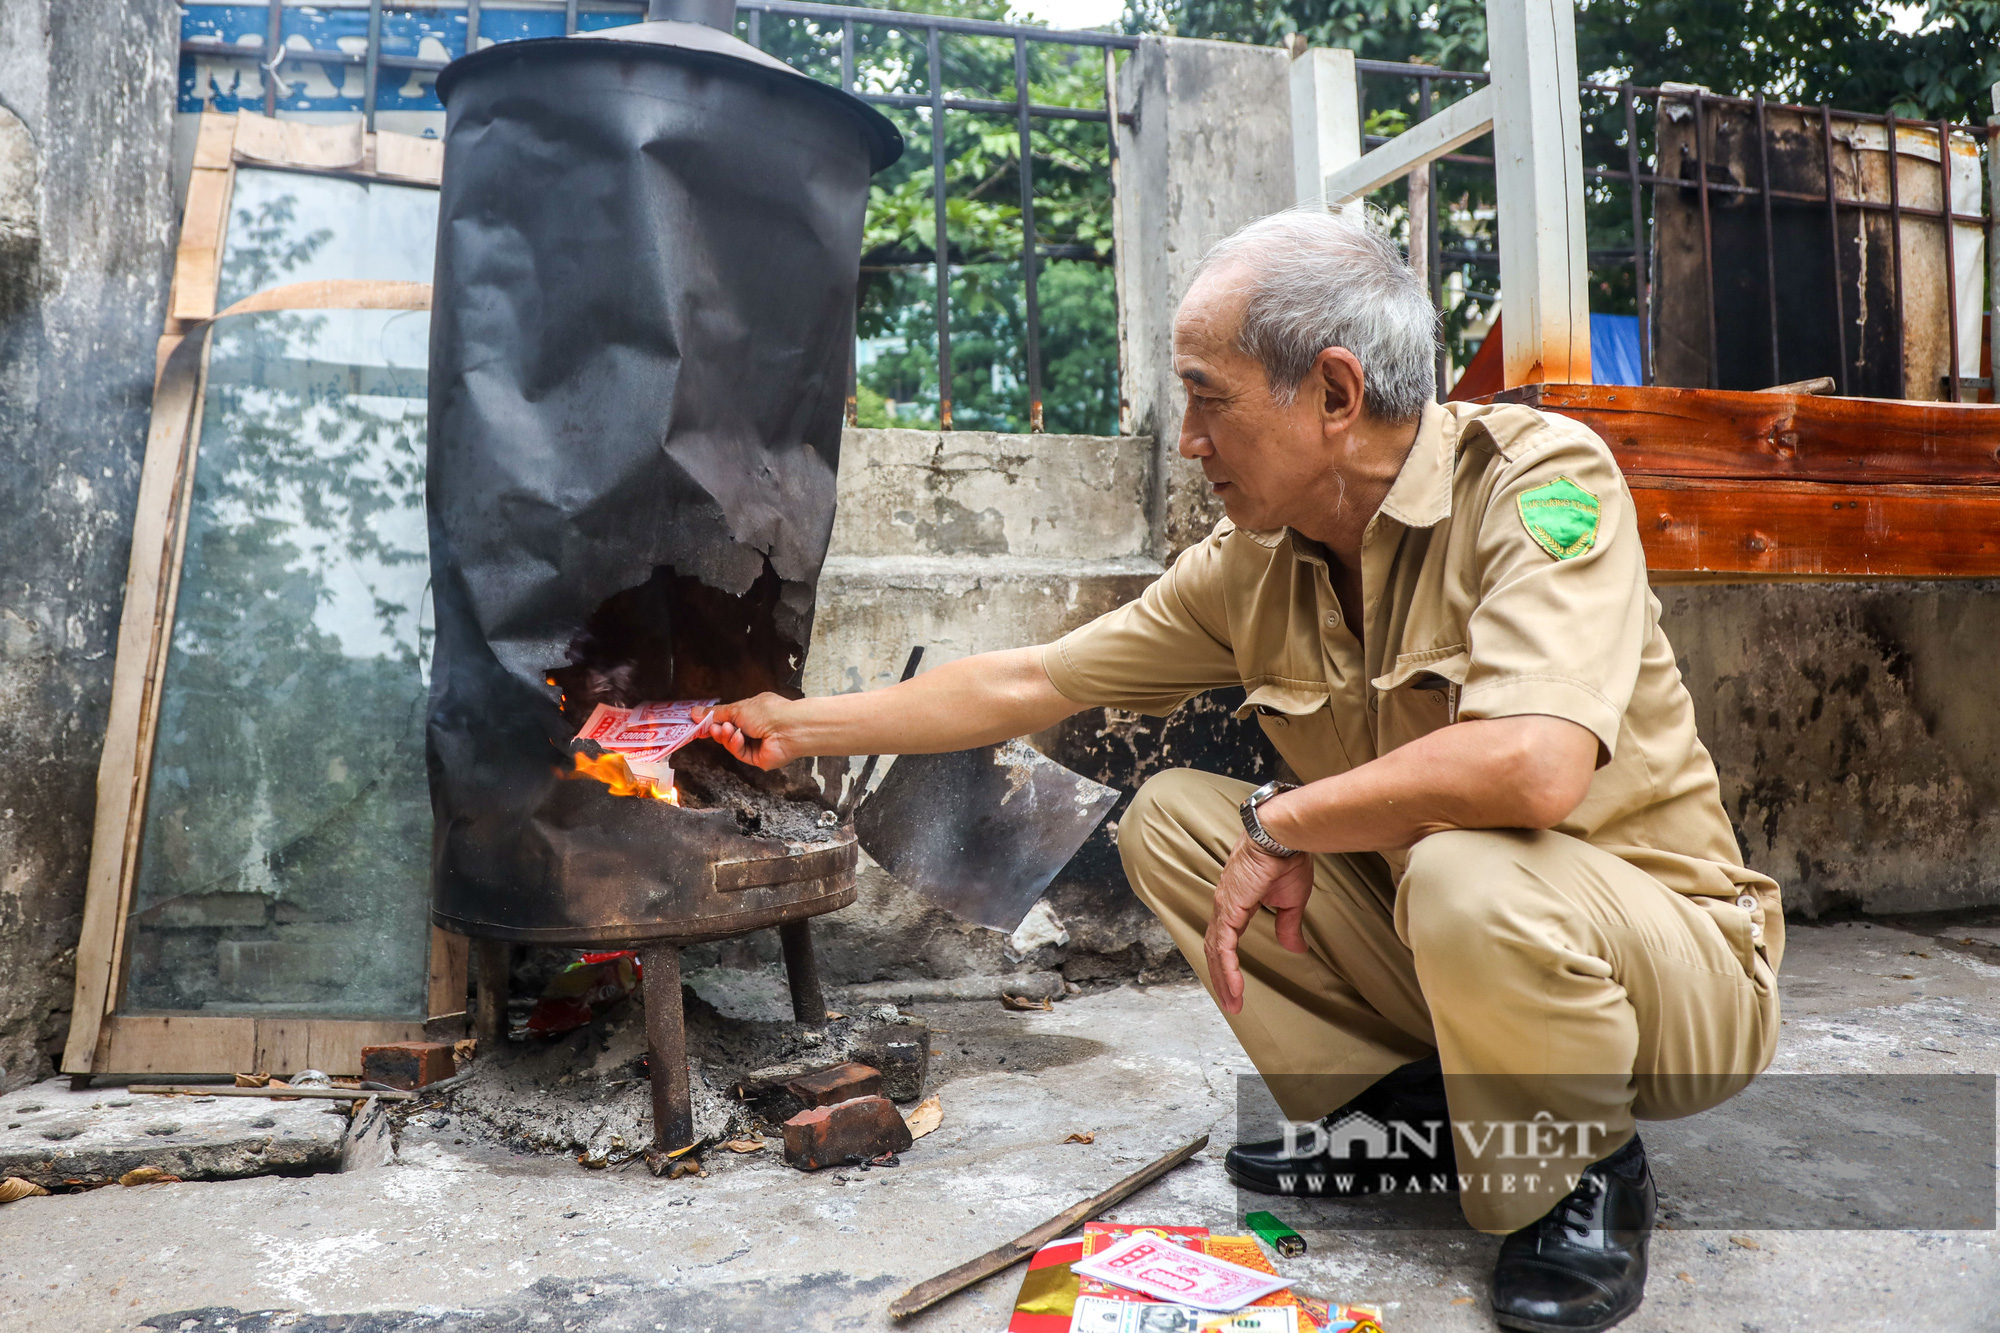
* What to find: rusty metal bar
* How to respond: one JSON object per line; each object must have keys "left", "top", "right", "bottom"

{"left": 363, "top": 0, "right": 383, "bottom": 131}
{"left": 1623, "top": 83, "right": 1651, "bottom": 385}
{"left": 1822, "top": 106, "right": 1850, "bottom": 395}
{"left": 1419, "top": 75, "right": 1443, "bottom": 393}
{"left": 640, "top": 943, "right": 695, "bottom": 1157}
{"left": 1887, "top": 114, "right": 1907, "bottom": 397}
{"left": 1692, "top": 92, "right": 1718, "bottom": 388}
{"left": 748, "top": 7, "right": 760, "bottom": 47}
{"left": 263, "top": 0, "right": 282, "bottom": 117}
{"left": 1016, "top": 36, "right": 1043, "bottom": 432}
{"left": 1939, "top": 116, "right": 1961, "bottom": 403}
{"left": 927, "top": 25, "right": 953, "bottom": 430}
{"left": 466, "top": 0, "right": 481, "bottom": 51}
{"left": 1756, "top": 95, "right": 1781, "bottom": 386}
{"left": 777, "top": 919, "right": 829, "bottom": 1024}
{"left": 840, "top": 16, "right": 853, "bottom": 90}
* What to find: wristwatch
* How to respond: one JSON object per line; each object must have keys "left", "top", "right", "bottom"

{"left": 1239, "top": 780, "right": 1302, "bottom": 857}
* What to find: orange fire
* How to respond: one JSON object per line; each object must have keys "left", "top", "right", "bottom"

{"left": 567, "top": 750, "right": 680, "bottom": 804}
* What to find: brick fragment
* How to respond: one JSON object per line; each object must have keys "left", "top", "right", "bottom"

{"left": 852, "top": 1024, "right": 928, "bottom": 1102}
{"left": 360, "top": 1041, "right": 457, "bottom": 1090}
{"left": 784, "top": 1062, "right": 883, "bottom": 1109}
{"left": 782, "top": 1095, "right": 914, "bottom": 1170}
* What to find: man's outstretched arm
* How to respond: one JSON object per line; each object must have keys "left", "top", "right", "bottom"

{"left": 696, "top": 646, "right": 1082, "bottom": 770}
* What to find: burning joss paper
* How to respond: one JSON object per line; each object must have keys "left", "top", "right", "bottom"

{"left": 575, "top": 700, "right": 715, "bottom": 790}
{"left": 1068, "top": 1296, "right": 1298, "bottom": 1332}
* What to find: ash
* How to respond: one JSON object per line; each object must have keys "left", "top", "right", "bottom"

{"left": 673, "top": 742, "right": 843, "bottom": 846}
{"left": 443, "top": 984, "right": 889, "bottom": 1162}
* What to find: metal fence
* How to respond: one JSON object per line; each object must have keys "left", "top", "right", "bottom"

{"left": 1357, "top": 63, "right": 1995, "bottom": 400}
{"left": 179, "top": 0, "right": 1135, "bottom": 432}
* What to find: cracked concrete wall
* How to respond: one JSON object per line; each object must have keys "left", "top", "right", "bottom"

{"left": 1660, "top": 582, "right": 2000, "bottom": 917}
{"left": 0, "top": 1, "right": 178, "bottom": 1090}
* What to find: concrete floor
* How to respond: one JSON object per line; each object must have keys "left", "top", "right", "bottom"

{"left": 4, "top": 915, "right": 1998, "bottom": 1332}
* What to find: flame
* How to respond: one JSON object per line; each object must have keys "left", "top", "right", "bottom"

{"left": 567, "top": 751, "right": 680, "bottom": 803}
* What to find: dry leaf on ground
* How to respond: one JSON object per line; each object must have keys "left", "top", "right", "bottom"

{"left": 119, "top": 1167, "right": 181, "bottom": 1187}
{"left": 454, "top": 1038, "right": 478, "bottom": 1063}
{"left": 233, "top": 1072, "right": 270, "bottom": 1088}
{"left": 1000, "top": 994, "right": 1052, "bottom": 1012}
{"left": 722, "top": 1138, "right": 765, "bottom": 1153}
{"left": 1728, "top": 1235, "right": 1760, "bottom": 1250}
{"left": 904, "top": 1095, "right": 943, "bottom": 1140}
{"left": 0, "top": 1177, "right": 49, "bottom": 1204}
{"left": 1062, "top": 1132, "right": 1095, "bottom": 1145}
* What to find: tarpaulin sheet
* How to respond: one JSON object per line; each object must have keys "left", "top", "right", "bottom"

{"left": 425, "top": 30, "right": 898, "bottom": 938}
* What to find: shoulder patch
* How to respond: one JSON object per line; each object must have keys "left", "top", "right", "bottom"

{"left": 1517, "top": 476, "right": 1600, "bottom": 560}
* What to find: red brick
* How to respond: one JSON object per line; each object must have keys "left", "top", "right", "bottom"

{"left": 782, "top": 1095, "right": 914, "bottom": 1170}
{"left": 785, "top": 1062, "right": 883, "bottom": 1108}
{"left": 360, "top": 1041, "right": 457, "bottom": 1090}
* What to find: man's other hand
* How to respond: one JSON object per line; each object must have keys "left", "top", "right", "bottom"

{"left": 695, "top": 695, "right": 797, "bottom": 770}
{"left": 1205, "top": 836, "right": 1313, "bottom": 1015}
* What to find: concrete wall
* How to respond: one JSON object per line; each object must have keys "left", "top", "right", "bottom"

{"left": 0, "top": 1, "right": 179, "bottom": 1090}
{"left": 1115, "top": 36, "right": 1299, "bottom": 560}
{"left": 1661, "top": 582, "right": 2000, "bottom": 917}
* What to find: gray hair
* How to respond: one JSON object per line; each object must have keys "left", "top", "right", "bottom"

{"left": 1191, "top": 205, "right": 1439, "bottom": 422}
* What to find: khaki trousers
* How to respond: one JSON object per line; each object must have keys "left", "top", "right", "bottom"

{"left": 1120, "top": 769, "right": 1780, "bottom": 1233}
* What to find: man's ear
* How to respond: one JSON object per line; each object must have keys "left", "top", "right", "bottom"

{"left": 1314, "top": 347, "right": 1367, "bottom": 432}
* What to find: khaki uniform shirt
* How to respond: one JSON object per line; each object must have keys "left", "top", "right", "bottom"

{"left": 1043, "top": 399, "right": 1784, "bottom": 968}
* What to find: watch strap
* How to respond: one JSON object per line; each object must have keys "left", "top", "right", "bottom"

{"left": 1240, "top": 780, "right": 1301, "bottom": 857}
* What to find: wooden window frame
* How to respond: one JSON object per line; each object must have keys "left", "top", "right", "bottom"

{"left": 62, "top": 111, "right": 460, "bottom": 1078}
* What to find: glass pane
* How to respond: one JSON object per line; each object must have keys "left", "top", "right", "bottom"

{"left": 122, "top": 171, "right": 437, "bottom": 1018}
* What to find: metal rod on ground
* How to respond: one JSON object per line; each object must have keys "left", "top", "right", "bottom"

{"left": 887, "top": 1135, "right": 1210, "bottom": 1319}
{"left": 778, "top": 919, "right": 829, "bottom": 1024}
{"left": 640, "top": 942, "right": 695, "bottom": 1162}
{"left": 1016, "top": 35, "right": 1044, "bottom": 432}
{"left": 839, "top": 645, "right": 926, "bottom": 818}
{"left": 131, "top": 1085, "right": 416, "bottom": 1102}
{"left": 1623, "top": 84, "right": 1650, "bottom": 384}
{"left": 927, "top": 26, "right": 954, "bottom": 430}
{"left": 473, "top": 939, "right": 510, "bottom": 1043}
{"left": 1821, "top": 106, "right": 1850, "bottom": 395}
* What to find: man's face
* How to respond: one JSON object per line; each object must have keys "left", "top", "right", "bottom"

{"left": 1172, "top": 265, "right": 1334, "bottom": 532}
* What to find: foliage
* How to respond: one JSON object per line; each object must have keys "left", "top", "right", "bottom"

{"left": 749, "top": 0, "right": 1121, "bottom": 433}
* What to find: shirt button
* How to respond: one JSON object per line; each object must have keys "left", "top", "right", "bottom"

{"left": 1735, "top": 893, "right": 1757, "bottom": 910}
{"left": 1750, "top": 922, "right": 1764, "bottom": 941}
{"left": 1324, "top": 613, "right": 1338, "bottom": 627}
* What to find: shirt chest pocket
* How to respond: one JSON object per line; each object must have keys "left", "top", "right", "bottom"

{"left": 1370, "top": 646, "right": 1469, "bottom": 753}
{"left": 1234, "top": 680, "right": 1343, "bottom": 778}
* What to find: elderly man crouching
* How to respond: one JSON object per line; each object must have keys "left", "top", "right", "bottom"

{"left": 697, "top": 206, "right": 1781, "bottom": 1333}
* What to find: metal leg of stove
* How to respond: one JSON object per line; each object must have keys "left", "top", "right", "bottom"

{"left": 472, "top": 939, "right": 511, "bottom": 1043}
{"left": 778, "top": 918, "right": 829, "bottom": 1025}
{"left": 640, "top": 941, "right": 696, "bottom": 1172}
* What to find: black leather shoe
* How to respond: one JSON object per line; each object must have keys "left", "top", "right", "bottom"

{"left": 1491, "top": 1134, "right": 1656, "bottom": 1333}
{"left": 1226, "top": 1056, "right": 1458, "bottom": 1197}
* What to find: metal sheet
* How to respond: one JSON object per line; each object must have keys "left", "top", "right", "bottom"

{"left": 854, "top": 740, "right": 1120, "bottom": 932}
{"left": 425, "top": 30, "right": 899, "bottom": 940}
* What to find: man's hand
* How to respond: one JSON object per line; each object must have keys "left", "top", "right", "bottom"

{"left": 1205, "top": 836, "right": 1314, "bottom": 1015}
{"left": 695, "top": 695, "right": 799, "bottom": 770}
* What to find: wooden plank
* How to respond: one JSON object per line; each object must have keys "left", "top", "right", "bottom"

{"left": 374, "top": 130, "right": 444, "bottom": 185}
{"left": 1487, "top": 0, "right": 1589, "bottom": 386}
{"left": 233, "top": 111, "right": 365, "bottom": 171}
{"left": 97, "top": 1016, "right": 257, "bottom": 1075}
{"left": 427, "top": 928, "right": 470, "bottom": 1020}
{"left": 1321, "top": 86, "right": 1493, "bottom": 205}
{"left": 1512, "top": 382, "right": 2000, "bottom": 484}
{"left": 190, "top": 111, "right": 237, "bottom": 170}
{"left": 255, "top": 1020, "right": 430, "bottom": 1077}
{"left": 168, "top": 165, "right": 233, "bottom": 322}
{"left": 1631, "top": 476, "right": 2000, "bottom": 578}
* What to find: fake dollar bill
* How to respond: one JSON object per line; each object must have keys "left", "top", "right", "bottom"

{"left": 575, "top": 700, "right": 715, "bottom": 784}
{"left": 1067, "top": 1296, "right": 1298, "bottom": 1332}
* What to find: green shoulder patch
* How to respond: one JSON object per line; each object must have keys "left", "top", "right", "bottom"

{"left": 1517, "top": 476, "right": 1601, "bottom": 560}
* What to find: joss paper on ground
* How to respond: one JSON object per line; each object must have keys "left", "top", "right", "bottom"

{"left": 1068, "top": 1294, "right": 1297, "bottom": 1331}
{"left": 524, "top": 950, "right": 638, "bottom": 1035}
{"left": 1007, "top": 1237, "right": 1087, "bottom": 1333}
{"left": 1070, "top": 1234, "right": 1290, "bottom": 1312}
{"left": 1081, "top": 1225, "right": 1323, "bottom": 1331}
